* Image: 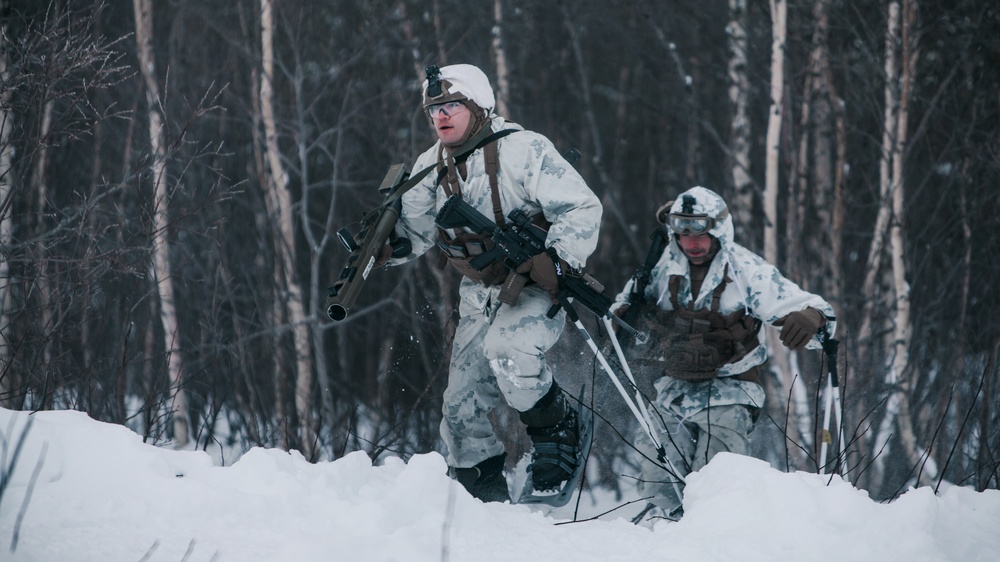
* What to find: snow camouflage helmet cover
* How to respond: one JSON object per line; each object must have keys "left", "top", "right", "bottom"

{"left": 667, "top": 186, "right": 735, "bottom": 248}
{"left": 422, "top": 64, "right": 496, "bottom": 114}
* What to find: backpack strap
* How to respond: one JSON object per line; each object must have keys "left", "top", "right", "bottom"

{"left": 435, "top": 129, "right": 515, "bottom": 228}
{"left": 436, "top": 145, "right": 460, "bottom": 198}
{"left": 484, "top": 140, "right": 505, "bottom": 227}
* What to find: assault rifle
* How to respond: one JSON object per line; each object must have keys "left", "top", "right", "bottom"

{"left": 326, "top": 163, "right": 413, "bottom": 321}
{"left": 434, "top": 194, "right": 639, "bottom": 336}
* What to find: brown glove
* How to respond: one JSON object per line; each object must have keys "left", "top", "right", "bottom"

{"left": 373, "top": 244, "right": 393, "bottom": 268}
{"left": 774, "top": 308, "right": 826, "bottom": 351}
{"left": 515, "top": 250, "right": 566, "bottom": 299}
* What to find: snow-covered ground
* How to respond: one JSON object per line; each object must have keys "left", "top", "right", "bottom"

{"left": 1, "top": 407, "right": 997, "bottom": 562}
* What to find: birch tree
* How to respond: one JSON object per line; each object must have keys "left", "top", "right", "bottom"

{"left": 133, "top": 0, "right": 189, "bottom": 446}
{"left": 727, "top": 0, "right": 753, "bottom": 245}
{"left": 258, "top": 0, "right": 315, "bottom": 457}
{"left": 763, "top": 0, "right": 785, "bottom": 266}
{"left": 760, "top": 0, "right": 812, "bottom": 466}
{"left": 873, "top": 0, "right": 929, "bottom": 488}
{"left": 491, "top": 0, "right": 510, "bottom": 118}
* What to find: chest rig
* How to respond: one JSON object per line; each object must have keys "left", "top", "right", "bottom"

{"left": 653, "top": 265, "right": 762, "bottom": 381}
{"left": 435, "top": 136, "right": 550, "bottom": 291}
{"left": 614, "top": 265, "right": 762, "bottom": 391}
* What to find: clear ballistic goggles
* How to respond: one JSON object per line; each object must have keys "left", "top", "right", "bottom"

{"left": 666, "top": 213, "right": 715, "bottom": 236}
{"left": 426, "top": 101, "right": 466, "bottom": 119}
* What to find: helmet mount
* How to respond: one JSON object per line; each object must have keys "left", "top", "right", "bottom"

{"left": 425, "top": 65, "right": 442, "bottom": 99}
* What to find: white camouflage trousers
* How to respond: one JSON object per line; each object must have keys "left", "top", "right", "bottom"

{"left": 634, "top": 403, "right": 754, "bottom": 513}
{"left": 440, "top": 285, "right": 565, "bottom": 469}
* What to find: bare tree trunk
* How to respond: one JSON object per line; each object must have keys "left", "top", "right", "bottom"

{"left": 857, "top": 2, "right": 901, "bottom": 360}
{"left": 0, "top": 0, "right": 14, "bottom": 406}
{"left": 760, "top": 0, "right": 808, "bottom": 466}
{"left": 881, "top": 0, "right": 928, "bottom": 486}
{"left": 491, "top": 0, "right": 510, "bottom": 118}
{"left": 978, "top": 340, "right": 998, "bottom": 492}
{"left": 810, "top": 0, "right": 844, "bottom": 311}
{"left": 727, "top": 0, "right": 753, "bottom": 245}
{"left": 259, "top": 0, "right": 315, "bottom": 457}
{"left": 32, "top": 100, "right": 55, "bottom": 373}
{"left": 133, "top": 0, "right": 189, "bottom": 447}
{"left": 938, "top": 138, "right": 975, "bottom": 473}
{"left": 848, "top": 2, "right": 903, "bottom": 487}
{"left": 763, "top": 0, "right": 785, "bottom": 266}
{"left": 791, "top": 0, "right": 833, "bottom": 285}
{"left": 808, "top": 0, "right": 834, "bottom": 290}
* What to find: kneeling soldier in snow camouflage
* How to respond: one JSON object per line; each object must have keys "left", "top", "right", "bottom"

{"left": 612, "top": 186, "right": 836, "bottom": 523}
{"left": 382, "top": 64, "right": 603, "bottom": 502}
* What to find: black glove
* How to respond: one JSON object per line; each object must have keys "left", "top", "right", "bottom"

{"left": 774, "top": 308, "right": 826, "bottom": 351}
{"left": 515, "top": 249, "right": 567, "bottom": 299}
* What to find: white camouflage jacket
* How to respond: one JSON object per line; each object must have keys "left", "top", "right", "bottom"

{"left": 390, "top": 116, "right": 603, "bottom": 315}
{"left": 613, "top": 186, "right": 837, "bottom": 416}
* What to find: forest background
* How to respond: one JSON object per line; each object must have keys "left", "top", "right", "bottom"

{"left": 1, "top": 0, "right": 997, "bottom": 503}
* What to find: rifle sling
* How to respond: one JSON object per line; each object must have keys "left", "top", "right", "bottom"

{"left": 631, "top": 228, "right": 669, "bottom": 301}
{"left": 367, "top": 128, "right": 519, "bottom": 219}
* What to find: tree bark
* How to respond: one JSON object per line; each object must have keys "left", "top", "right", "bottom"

{"left": 727, "top": 0, "right": 753, "bottom": 246}
{"left": 491, "top": 0, "right": 510, "bottom": 119}
{"left": 0, "top": 0, "right": 14, "bottom": 407}
{"left": 978, "top": 340, "right": 998, "bottom": 492}
{"left": 813, "top": 0, "right": 845, "bottom": 313}
{"left": 864, "top": 0, "right": 902, "bottom": 489}
{"left": 259, "top": 0, "right": 316, "bottom": 457}
{"left": 886, "top": 0, "right": 928, "bottom": 485}
{"left": 763, "top": 0, "right": 785, "bottom": 266}
{"left": 133, "top": 0, "right": 189, "bottom": 447}
{"left": 857, "top": 2, "right": 901, "bottom": 360}
{"left": 32, "top": 100, "right": 55, "bottom": 373}
{"left": 760, "top": 0, "right": 809, "bottom": 466}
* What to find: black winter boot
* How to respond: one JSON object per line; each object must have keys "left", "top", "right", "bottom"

{"left": 518, "top": 383, "right": 581, "bottom": 491}
{"left": 452, "top": 453, "right": 511, "bottom": 503}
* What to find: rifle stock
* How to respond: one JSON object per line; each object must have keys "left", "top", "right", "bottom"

{"left": 327, "top": 164, "right": 411, "bottom": 321}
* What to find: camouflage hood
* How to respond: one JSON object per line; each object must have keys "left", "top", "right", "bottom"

{"left": 666, "top": 186, "right": 734, "bottom": 255}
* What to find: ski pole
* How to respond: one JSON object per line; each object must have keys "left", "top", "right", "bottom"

{"left": 819, "top": 328, "right": 846, "bottom": 476}
{"left": 601, "top": 316, "right": 661, "bottom": 448}
{"left": 568, "top": 315, "right": 658, "bottom": 449}
{"left": 555, "top": 295, "right": 686, "bottom": 492}
{"left": 595, "top": 315, "right": 688, "bottom": 500}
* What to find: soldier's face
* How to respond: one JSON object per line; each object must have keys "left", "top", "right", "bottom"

{"left": 430, "top": 101, "right": 472, "bottom": 145}
{"left": 677, "top": 233, "right": 714, "bottom": 264}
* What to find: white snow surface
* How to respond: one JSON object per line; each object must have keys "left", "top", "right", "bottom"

{"left": 1, "top": 407, "right": 998, "bottom": 562}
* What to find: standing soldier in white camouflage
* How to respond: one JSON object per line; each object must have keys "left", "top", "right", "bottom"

{"left": 612, "top": 186, "right": 836, "bottom": 524}
{"left": 382, "top": 64, "right": 603, "bottom": 503}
